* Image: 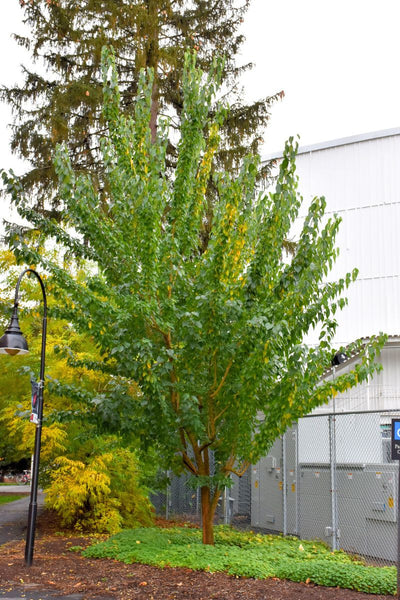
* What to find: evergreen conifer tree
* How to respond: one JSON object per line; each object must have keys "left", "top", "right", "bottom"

{"left": 2, "top": 0, "right": 282, "bottom": 221}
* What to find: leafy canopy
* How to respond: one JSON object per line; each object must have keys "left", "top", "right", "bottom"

{"left": 3, "top": 48, "right": 385, "bottom": 504}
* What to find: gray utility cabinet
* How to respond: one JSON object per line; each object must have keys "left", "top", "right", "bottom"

{"left": 251, "top": 429, "right": 300, "bottom": 536}
{"left": 251, "top": 422, "right": 399, "bottom": 562}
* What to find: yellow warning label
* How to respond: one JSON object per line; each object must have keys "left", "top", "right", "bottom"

{"left": 279, "top": 481, "right": 283, "bottom": 490}
{"left": 291, "top": 483, "right": 296, "bottom": 493}
{"left": 389, "top": 496, "right": 394, "bottom": 508}
{"left": 254, "top": 480, "right": 259, "bottom": 489}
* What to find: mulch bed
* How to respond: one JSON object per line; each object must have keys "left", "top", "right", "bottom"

{"left": 0, "top": 510, "right": 395, "bottom": 599}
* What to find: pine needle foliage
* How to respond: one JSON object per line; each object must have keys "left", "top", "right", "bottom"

{"left": 2, "top": 0, "right": 281, "bottom": 220}
{"left": 2, "top": 49, "right": 386, "bottom": 544}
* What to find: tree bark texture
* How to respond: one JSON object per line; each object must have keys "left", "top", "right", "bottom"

{"left": 201, "top": 485, "right": 215, "bottom": 545}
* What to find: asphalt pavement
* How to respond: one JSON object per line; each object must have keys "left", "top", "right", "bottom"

{"left": 0, "top": 490, "right": 109, "bottom": 600}
{"left": 0, "top": 492, "right": 36, "bottom": 546}
{"left": 0, "top": 592, "right": 89, "bottom": 600}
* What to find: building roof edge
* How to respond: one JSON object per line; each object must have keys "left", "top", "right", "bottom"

{"left": 262, "top": 127, "right": 400, "bottom": 162}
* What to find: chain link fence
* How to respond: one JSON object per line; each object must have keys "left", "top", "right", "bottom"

{"left": 153, "top": 409, "right": 400, "bottom": 565}
{"left": 252, "top": 410, "right": 400, "bottom": 565}
{"left": 151, "top": 464, "right": 251, "bottom": 526}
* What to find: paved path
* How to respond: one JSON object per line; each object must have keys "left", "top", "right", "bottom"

{"left": 0, "top": 486, "right": 32, "bottom": 494}
{"left": 0, "top": 493, "right": 43, "bottom": 546}
{"left": 0, "top": 585, "right": 114, "bottom": 600}
{"left": 0, "top": 591, "right": 92, "bottom": 599}
{"left": 0, "top": 494, "right": 111, "bottom": 600}
{"left": 0, "top": 590, "right": 115, "bottom": 600}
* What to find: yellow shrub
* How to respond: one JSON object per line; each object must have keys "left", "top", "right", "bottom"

{"left": 45, "top": 455, "right": 122, "bottom": 534}
{"left": 45, "top": 449, "right": 154, "bottom": 533}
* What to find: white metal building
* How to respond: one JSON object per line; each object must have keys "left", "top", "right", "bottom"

{"left": 264, "top": 128, "right": 400, "bottom": 414}
{"left": 247, "top": 130, "right": 400, "bottom": 561}
{"left": 265, "top": 127, "right": 400, "bottom": 348}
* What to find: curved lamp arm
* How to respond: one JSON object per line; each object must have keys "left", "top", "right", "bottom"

{"left": 14, "top": 268, "right": 47, "bottom": 314}
{"left": 0, "top": 269, "right": 47, "bottom": 357}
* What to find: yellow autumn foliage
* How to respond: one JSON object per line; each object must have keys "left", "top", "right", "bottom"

{"left": 45, "top": 448, "right": 154, "bottom": 534}
{"left": 45, "top": 455, "right": 121, "bottom": 534}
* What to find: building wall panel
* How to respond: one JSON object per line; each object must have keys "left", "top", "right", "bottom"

{"left": 281, "top": 132, "right": 400, "bottom": 345}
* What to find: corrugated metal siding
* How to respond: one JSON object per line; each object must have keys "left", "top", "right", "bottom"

{"left": 295, "top": 136, "right": 400, "bottom": 213}
{"left": 330, "top": 276, "right": 400, "bottom": 344}
{"left": 289, "top": 132, "right": 400, "bottom": 346}
{"left": 314, "top": 346, "right": 400, "bottom": 413}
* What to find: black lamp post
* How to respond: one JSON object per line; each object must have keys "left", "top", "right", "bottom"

{"left": 0, "top": 268, "right": 47, "bottom": 566}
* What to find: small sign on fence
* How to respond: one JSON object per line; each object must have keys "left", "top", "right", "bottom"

{"left": 391, "top": 419, "right": 400, "bottom": 598}
{"left": 391, "top": 419, "right": 400, "bottom": 460}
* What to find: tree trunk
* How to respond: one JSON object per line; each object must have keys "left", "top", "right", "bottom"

{"left": 201, "top": 484, "right": 223, "bottom": 545}
{"left": 146, "top": 0, "right": 159, "bottom": 144}
{"left": 150, "top": 79, "right": 159, "bottom": 144}
{"left": 201, "top": 485, "right": 215, "bottom": 545}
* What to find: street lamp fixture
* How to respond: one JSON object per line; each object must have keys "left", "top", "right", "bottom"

{"left": 0, "top": 268, "right": 47, "bottom": 566}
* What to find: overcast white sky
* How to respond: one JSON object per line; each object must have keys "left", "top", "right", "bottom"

{"left": 0, "top": 0, "right": 400, "bottom": 173}
{"left": 240, "top": 0, "right": 400, "bottom": 155}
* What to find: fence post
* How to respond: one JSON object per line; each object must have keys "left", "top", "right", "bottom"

{"left": 196, "top": 487, "right": 200, "bottom": 519}
{"left": 165, "top": 470, "right": 170, "bottom": 520}
{"left": 282, "top": 433, "right": 287, "bottom": 536}
{"left": 223, "top": 486, "right": 229, "bottom": 524}
{"left": 165, "top": 484, "right": 169, "bottom": 520}
{"left": 295, "top": 424, "right": 300, "bottom": 537}
{"left": 329, "top": 414, "right": 339, "bottom": 550}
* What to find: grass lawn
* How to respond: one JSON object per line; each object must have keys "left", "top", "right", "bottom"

{"left": 82, "top": 525, "right": 396, "bottom": 596}
{"left": 0, "top": 495, "right": 24, "bottom": 504}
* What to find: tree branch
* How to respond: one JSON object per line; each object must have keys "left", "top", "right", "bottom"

{"left": 210, "top": 359, "right": 233, "bottom": 399}
{"left": 182, "top": 450, "right": 198, "bottom": 475}
{"left": 224, "top": 460, "right": 250, "bottom": 478}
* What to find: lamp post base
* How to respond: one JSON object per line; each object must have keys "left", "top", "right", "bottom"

{"left": 24, "top": 501, "right": 38, "bottom": 566}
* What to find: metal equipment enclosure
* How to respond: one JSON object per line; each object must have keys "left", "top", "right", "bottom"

{"left": 251, "top": 411, "right": 399, "bottom": 563}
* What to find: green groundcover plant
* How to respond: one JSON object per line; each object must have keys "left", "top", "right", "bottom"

{"left": 0, "top": 495, "right": 24, "bottom": 505}
{"left": 82, "top": 525, "right": 396, "bottom": 595}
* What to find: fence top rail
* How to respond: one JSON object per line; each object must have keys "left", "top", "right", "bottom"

{"left": 298, "top": 462, "right": 399, "bottom": 470}
{"left": 305, "top": 408, "right": 400, "bottom": 418}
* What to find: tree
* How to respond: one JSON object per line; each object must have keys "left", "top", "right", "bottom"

{"left": 3, "top": 49, "right": 385, "bottom": 544}
{"left": 2, "top": 0, "right": 281, "bottom": 221}
{"left": 0, "top": 249, "right": 155, "bottom": 532}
